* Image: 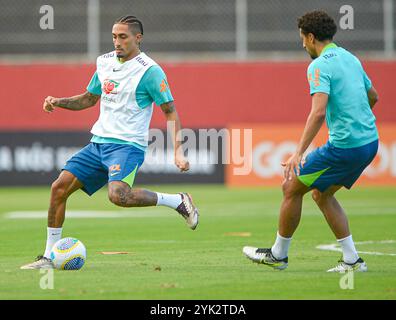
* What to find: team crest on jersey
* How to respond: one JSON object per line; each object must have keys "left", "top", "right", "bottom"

{"left": 103, "top": 79, "right": 120, "bottom": 94}
{"left": 160, "top": 79, "right": 168, "bottom": 92}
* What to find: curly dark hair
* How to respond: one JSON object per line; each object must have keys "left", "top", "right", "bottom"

{"left": 297, "top": 10, "right": 337, "bottom": 41}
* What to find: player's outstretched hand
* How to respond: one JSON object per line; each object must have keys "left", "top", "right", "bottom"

{"left": 175, "top": 152, "right": 190, "bottom": 172}
{"left": 282, "top": 152, "right": 304, "bottom": 181}
{"left": 43, "top": 96, "right": 58, "bottom": 113}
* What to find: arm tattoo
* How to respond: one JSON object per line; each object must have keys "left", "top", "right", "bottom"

{"left": 56, "top": 92, "right": 100, "bottom": 110}
{"left": 160, "top": 102, "right": 176, "bottom": 114}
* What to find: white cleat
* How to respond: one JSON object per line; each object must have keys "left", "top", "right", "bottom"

{"left": 20, "top": 255, "right": 54, "bottom": 270}
{"left": 243, "top": 246, "right": 288, "bottom": 270}
{"left": 327, "top": 257, "right": 368, "bottom": 273}
{"left": 176, "top": 193, "right": 199, "bottom": 230}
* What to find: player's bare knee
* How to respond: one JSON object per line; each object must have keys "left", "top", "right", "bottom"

{"left": 108, "top": 188, "right": 122, "bottom": 206}
{"left": 312, "top": 189, "right": 330, "bottom": 207}
{"left": 311, "top": 190, "right": 322, "bottom": 204}
{"left": 108, "top": 184, "right": 134, "bottom": 207}
{"left": 281, "top": 181, "right": 290, "bottom": 195}
{"left": 50, "top": 178, "right": 70, "bottom": 202}
{"left": 282, "top": 180, "right": 298, "bottom": 198}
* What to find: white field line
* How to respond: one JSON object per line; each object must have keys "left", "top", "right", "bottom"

{"left": 3, "top": 210, "right": 170, "bottom": 219}
{"left": 316, "top": 240, "right": 396, "bottom": 256}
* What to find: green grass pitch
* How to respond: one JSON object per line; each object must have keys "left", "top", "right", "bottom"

{"left": 0, "top": 185, "right": 395, "bottom": 299}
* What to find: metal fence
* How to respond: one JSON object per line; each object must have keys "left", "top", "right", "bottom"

{"left": 0, "top": 0, "right": 394, "bottom": 60}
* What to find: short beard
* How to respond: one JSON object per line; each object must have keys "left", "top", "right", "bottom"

{"left": 305, "top": 48, "right": 318, "bottom": 60}
{"left": 308, "top": 51, "right": 318, "bottom": 60}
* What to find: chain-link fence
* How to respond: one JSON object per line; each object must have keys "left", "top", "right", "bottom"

{"left": 0, "top": 0, "right": 394, "bottom": 60}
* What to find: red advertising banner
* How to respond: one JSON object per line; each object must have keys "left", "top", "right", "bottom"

{"left": 0, "top": 61, "right": 395, "bottom": 130}
{"left": 226, "top": 124, "right": 396, "bottom": 186}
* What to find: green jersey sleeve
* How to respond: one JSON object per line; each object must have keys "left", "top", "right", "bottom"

{"left": 136, "top": 65, "right": 174, "bottom": 108}
{"left": 86, "top": 71, "right": 102, "bottom": 95}
{"left": 307, "top": 60, "right": 331, "bottom": 96}
{"left": 362, "top": 70, "right": 372, "bottom": 91}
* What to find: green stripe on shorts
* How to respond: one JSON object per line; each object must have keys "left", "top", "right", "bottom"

{"left": 297, "top": 167, "right": 330, "bottom": 187}
{"left": 122, "top": 164, "right": 139, "bottom": 188}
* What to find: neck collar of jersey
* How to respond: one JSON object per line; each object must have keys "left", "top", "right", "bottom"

{"left": 116, "top": 51, "right": 142, "bottom": 64}
{"left": 320, "top": 43, "right": 338, "bottom": 56}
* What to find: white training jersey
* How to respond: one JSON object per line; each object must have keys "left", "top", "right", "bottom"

{"left": 88, "top": 51, "right": 173, "bottom": 148}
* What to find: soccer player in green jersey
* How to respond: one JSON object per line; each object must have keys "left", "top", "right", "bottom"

{"left": 243, "top": 11, "right": 379, "bottom": 272}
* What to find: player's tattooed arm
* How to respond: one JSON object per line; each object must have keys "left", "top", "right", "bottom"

{"left": 160, "top": 101, "right": 190, "bottom": 172}
{"left": 55, "top": 92, "right": 100, "bottom": 110}
{"left": 160, "top": 101, "right": 176, "bottom": 114}
{"left": 43, "top": 91, "right": 100, "bottom": 112}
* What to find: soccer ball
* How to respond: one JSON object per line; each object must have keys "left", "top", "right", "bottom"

{"left": 50, "top": 237, "right": 86, "bottom": 270}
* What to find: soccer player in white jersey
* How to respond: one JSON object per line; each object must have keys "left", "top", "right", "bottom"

{"left": 21, "top": 15, "right": 199, "bottom": 269}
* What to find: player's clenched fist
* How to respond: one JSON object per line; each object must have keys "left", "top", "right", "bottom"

{"left": 175, "top": 153, "right": 190, "bottom": 172}
{"left": 43, "top": 96, "right": 58, "bottom": 113}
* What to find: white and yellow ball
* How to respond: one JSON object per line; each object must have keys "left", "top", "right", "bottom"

{"left": 50, "top": 237, "right": 86, "bottom": 270}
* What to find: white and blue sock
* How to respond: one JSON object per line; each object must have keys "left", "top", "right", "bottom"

{"left": 337, "top": 234, "right": 359, "bottom": 264}
{"left": 156, "top": 193, "right": 182, "bottom": 209}
{"left": 271, "top": 231, "right": 292, "bottom": 260}
{"left": 43, "top": 227, "right": 62, "bottom": 259}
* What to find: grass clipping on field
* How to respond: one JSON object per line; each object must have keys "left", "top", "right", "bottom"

{"left": 224, "top": 232, "right": 251, "bottom": 237}
{"left": 99, "top": 252, "right": 133, "bottom": 255}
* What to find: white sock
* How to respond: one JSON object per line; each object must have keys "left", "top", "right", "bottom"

{"left": 156, "top": 193, "right": 182, "bottom": 209}
{"left": 337, "top": 235, "right": 359, "bottom": 264}
{"left": 271, "top": 231, "right": 292, "bottom": 260}
{"left": 43, "top": 227, "right": 63, "bottom": 259}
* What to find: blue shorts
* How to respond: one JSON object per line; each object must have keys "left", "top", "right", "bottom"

{"left": 297, "top": 140, "right": 378, "bottom": 192}
{"left": 63, "top": 143, "right": 145, "bottom": 196}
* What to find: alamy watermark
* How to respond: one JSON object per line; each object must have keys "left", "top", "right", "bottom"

{"left": 339, "top": 5, "right": 354, "bottom": 30}
{"left": 146, "top": 122, "right": 253, "bottom": 175}
{"left": 38, "top": 4, "right": 355, "bottom": 31}
{"left": 39, "top": 5, "right": 54, "bottom": 30}
{"left": 339, "top": 270, "right": 354, "bottom": 290}
{"left": 39, "top": 269, "right": 54, "bottom": 290}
